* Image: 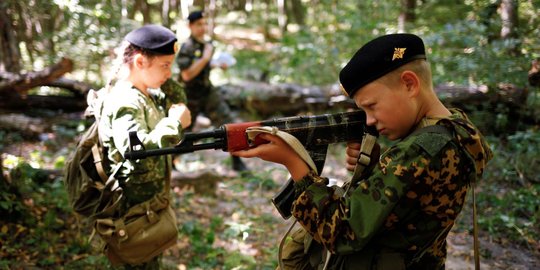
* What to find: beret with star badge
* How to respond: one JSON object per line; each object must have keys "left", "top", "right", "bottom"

{"left": 339, "top": 33, "right": 427, "bottom": 97}
{"left": 125, "top": 24, "right": 179, "bottom": 55}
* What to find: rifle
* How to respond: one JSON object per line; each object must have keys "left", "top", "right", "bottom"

{"left": 125, "top": 110, "right": 376, "bottom": 219}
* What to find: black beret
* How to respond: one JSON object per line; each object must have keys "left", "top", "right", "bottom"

{"left": 187, "top": 11, "right": 204, "bottom": 23}
{"left": 339, "top": 33, "right": 426, "bottom": 97}
{"left": 125, "top": 24, "right": 178, "bottom": 55}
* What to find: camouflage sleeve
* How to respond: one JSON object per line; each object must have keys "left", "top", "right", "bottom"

{"left": 109, "top": 96, "right": 182, "bottom": 156}
{"left": 176, "top": 42, "right": 194, "bottom": 70}
{"left": 291, "top": 143, "right": 421, "bottom": 253}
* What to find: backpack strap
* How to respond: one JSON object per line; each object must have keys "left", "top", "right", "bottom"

{"left": 92, "top": 143, "right": 109, "bottom": 182}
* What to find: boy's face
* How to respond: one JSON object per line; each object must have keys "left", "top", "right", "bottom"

{"left": 353, "top": 79, "right": 418, "bottom": 140}
{"left": 189, "top": 18, "right": 207, "bottom": 40}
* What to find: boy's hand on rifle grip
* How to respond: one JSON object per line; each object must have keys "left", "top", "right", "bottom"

{"left": 231, "top": 133, "right": 310, "bottom": 180}
{"left": 346, "top": 142, "right": 361, "bottom": 172}
{"left": 345, "top": 141, "right": 380, "bottom": 172}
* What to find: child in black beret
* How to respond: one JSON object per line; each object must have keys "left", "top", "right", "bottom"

{"left": 93, "top": 24, "right": 191, "bottom": 268}
{"left": 233, "top": 33, "right": 492, "bottom": 269}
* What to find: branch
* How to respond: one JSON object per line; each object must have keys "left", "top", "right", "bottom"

{"left": 0, "top": 57, "right": 73, "bottom": 95}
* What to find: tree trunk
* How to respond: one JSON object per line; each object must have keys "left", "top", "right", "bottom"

{"left": 500, "top": 0, "right": 519, "bottom": 55}
{"left": 142, "top": 0, "right": 151, "bottom": 24}
{"left": 398, "top": 0, "right": 416, "bottom": 32}
{"left": 0, "top": 3, "right": 22, "bottom": 73}
{"left": 193, "top": 0, "right": 205, "bottom": 10}
{"left": 207, "top": 0, "right": 217, "bottom": 37}
{"left": 162, "top": 0, "right": 171, "bottom": 27}
{"left": 277, "top": 0, "right": 287, "bottom": 34}
{"left": 180, "top": 0, "right": 190, "bottom": 20}
{"left": 500, "top": 0, "right": 518, "bottom": 39}
{"left": 288, "top": 0, "right": 305, "bottom": 26}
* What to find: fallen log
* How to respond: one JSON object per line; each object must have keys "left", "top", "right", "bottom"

{"left": 0, "top": 113, "right": 50, "bottom": 136}
{"left": 45, "top": 77, "right": 94, "bottom": 97}
{"left": 0, "top": 57, "right": 73, "bottom": 95}
{"left": 0, "top": 95, "right": 87, "bottom": 112}
{"left": 221, "top": 80, "right": 528, "bottom": 118}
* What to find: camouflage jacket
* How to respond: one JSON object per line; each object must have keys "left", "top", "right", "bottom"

{"left": 98, "top": 80, "right": 184, "bottom": 212}
{"left": 176, "top": 35, "right": 212, "bottom": 94}
{"left": 291, "top": 109, "right": 493, "bottom": 269}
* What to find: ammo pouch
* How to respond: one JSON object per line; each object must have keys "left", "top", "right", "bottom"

{"left": 94, "top": 192, "right": 178, "bottom": 266}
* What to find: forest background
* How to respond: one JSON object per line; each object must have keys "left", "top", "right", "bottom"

{"left": 0, "top": 0, "right": 539, "bottom": 269}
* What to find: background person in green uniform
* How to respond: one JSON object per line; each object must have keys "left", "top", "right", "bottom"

{"left": 98, "top": 24, "right": 191, "bottom": 269}
{"left": 232, "top": 34, "right": 493, "bottom": 269}
{"left": 176, "top": 10, "right": 248, "bottom": 172}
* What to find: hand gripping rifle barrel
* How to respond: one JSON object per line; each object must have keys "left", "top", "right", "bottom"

{"left": 125, "top": 110, "right": 375, "bottom": 218}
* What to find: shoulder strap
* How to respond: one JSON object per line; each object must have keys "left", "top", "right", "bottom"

{"left": 92, "top": 143, "right": 109, "bottom": 182}
{"left": 410, "top": 124, "right": 452, "bottom": 138}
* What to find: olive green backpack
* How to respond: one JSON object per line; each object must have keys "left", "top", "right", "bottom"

{"left": 63, "top": 119, "right": 116, "bottom": 217}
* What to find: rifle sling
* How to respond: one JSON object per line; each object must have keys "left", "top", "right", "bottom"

{"left": 322, "top": 133, "right": 377, "bottom": 270}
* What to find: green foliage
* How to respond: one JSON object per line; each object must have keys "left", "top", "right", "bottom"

{"left": 179, "top": 218, "right": 225, "bottom": 268}
{"left": 0, "top": 158, "right": 99, "bottom": 267}
{"left": 478, "top": 131, "right": 540, "bottom": 248}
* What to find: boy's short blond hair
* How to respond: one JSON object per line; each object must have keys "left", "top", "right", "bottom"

{"left": 379, "top": 59, "right": 433, "bottom": 91}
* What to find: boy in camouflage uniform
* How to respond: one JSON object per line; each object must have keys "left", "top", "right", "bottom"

{"left": 97, "top": 25, "right": 191, "bottom": 269}
{"left": 233, "top": 33, "right": 493, "bottom": 269}
{"left": 176, "top": 10, "right": 248, "bottom": 172}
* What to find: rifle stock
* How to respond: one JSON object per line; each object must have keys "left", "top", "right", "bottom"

{"left": 125, "top": 110, "right": 375, "bottom": 219}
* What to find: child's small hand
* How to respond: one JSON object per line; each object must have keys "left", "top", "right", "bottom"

{"left": 346, "top": 142, "right": 362, "bottom": 172}
{"left": 346, "top": 141, "right": 380, "bottom": 172}
{"left": 169, "top": 103, "right": 191, "bottom": 129}
{"left": 231, "top": 133, "right": 309, "bottom": 180}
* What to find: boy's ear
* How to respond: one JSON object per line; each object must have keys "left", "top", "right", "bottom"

{"left": 401, "top": 71, "right": 420, "bottom": 97}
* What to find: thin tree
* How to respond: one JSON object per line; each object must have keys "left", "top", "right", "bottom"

{"left": 398, "top": 0, "right": 416, "bottom": 33}
{"left": 0, "top": 3, "right": 22, "bottom": 73}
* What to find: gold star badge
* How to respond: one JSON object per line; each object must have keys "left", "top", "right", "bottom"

{"left": 392, "top": 48, "right": 406, "bottom": 61}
